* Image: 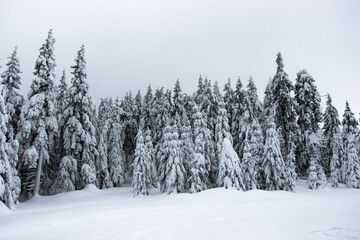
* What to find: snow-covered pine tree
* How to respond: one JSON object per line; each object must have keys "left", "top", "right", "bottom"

{"left": 60, "top": 44, "right": 98, "bottom": 189}
{"left": 142, "top": 84, "right": 153, "bottom": 132}
{"left": 246, "top": 76, "right": 263, "bottom": 119}
{"left": 295, "top": 69, "right": 324, "bottom": 183}
{"left": 217, "top": 138, "right": 245, "bottom": 190}
{"left": 343, "top": 133, "right": 360, "bottom": 188}
{"left": 241, "top": 139, "right": 256, "bottom": 190}
{"left": 133, "top": 129, "right": 152, "bottom": 195}
{"left": 342, "top": 101, "right": 360, "bottom": 187}
{"left": 223, "top": 78, "right": 234, "bottom": 130}
{"left": 55, "top": 70, "right": 68, "bottom": 120}
{"left": 214, "top": 100, "right": 232, "bottom": 183}
{"left": 1, "top": 47, "right": 25, "bottom": 141}
{"left": 121, "top": 92, "right": 137, "bottom": 168}
{"left": 134, "top": 90, "right": 142, "bottom": 127}
{"left": 306, "top": 132, "right": 327, "bottom": 189}
{"left": 231, "top": 77, "right": 246, "bottom": 156}
{"left": 322, "top": 94, "right": 343, "bottom": 187}
{"left": 268, "top": 53, "right": 298, "bottom": 177}
{"left": 108, "top": 97, "right": 126, "bottom": 187}
{"left": 172, "top": 79, "right": 186, "bottom": 124}
{"left": 144, "top": 129, "right": 157, "bottom": 187}
{"left": 248, "top": 119, "right": 264, "bottom": 190}
{"left": 95, "top": 98, "right": 113, "bottom": 189}
{"left": 152, "top": 88, "right": 170, "bottom": 171}
{"left": 179, "top": 112, "right": 194, "bottom": 183}
{"left": 50, "top": 156, "right": 76, "bottom": 194}
{"left": 262, "top": 116, "right": 288, "bottom": 190}
{"left": 0, "top": 94, "right": 20, "bottom": 208}
{"left": 187, "top": 105, "right": 211, "bottom": 193}
{"left": 158, "top": 120, "right": 186, "bottom": 194}
{"left": 17, "top": 29, "right": 58, "bottom": 198}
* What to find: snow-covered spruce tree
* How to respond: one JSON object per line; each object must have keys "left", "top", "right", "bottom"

{"left": 217, "top": 138, "right": 245, "bottom": 190}
{"left": 121, "top": 92, "right": 137, "bottom": 169}
{"left": 246, "top": 76, "right": 263, "bottom": 119}
{"left": 262, "top": 116, "right": 288, "bottom": 191}
{"left": 144, "top": 129, "right": 157, "bottom": 187}
{"left": 17, "top": 29, "right": 58, "bottom": 198}
{"left": 223, "top": 78, "right": 234, "bottom": 130}
{"left": 133, "top": 128, "right": 156, "bottom": 196}
{"left": 248, "top": 120, "right": 264, "bottom": 189}
{"left": 306, "top": 132, "right": 327, "bottom": 189}
{"left": 295, "top": 69, "right": 324, "bottom": 183}
{"left": 231, "top": 77, "right": 247, "bottom": 156}
{"left": 109, "top": 97, "right": 126, "bottom": 187}
{"left": 193, "top": 77, "right": 216, "bottom": 183}
{"left": 134, "top": 90, "right": 142, "bottom": 127}
{"left": 343, "top": 133, "right": 360, "bottom": 188}
{"left": 142, "top": 84, "right": 153, "bottom": 132}
{"left": 95, "top": 98, "right": 113, "bottom": 189}
{"left": 152, "top": 88, "right": 170, "bottom": 170}
{"left": 50, "top": 156, "right": 76, "bottom": 194}
{"left": 187, "top": 105, "right": 211, "bottom": 193}
{"left": 60, "top": 44, "right": 98, "bottom": 189}
{"left": 172, "top": 79, "right": 186, "bottom": 125}
{"left": 0, "top": 94, "right": 20, "bottom": 208}
{"left": 55, "top": 70, "right": 68, "bottom": 120}
{"left": 214, "top": 100, "right": 232, "bottom": 183}
{"left": 158, "top": 120, "right": 186, "bottom": 194}
{"left": 180, "top": 112, "right": 194, "bottom": 182}
{"left": 1, "top": 47, "right": 25, "bottom": 141}
{"left": 241, "top": 139, "right": 256, "bottom": 190}
{"left": 268, "top": 53, "right": 298, "bottom": 178}
{"left": 322, "top": 94, "right": 343, "bottom": 187}
{"left": 342, "top": 101, "right": 360, "bottom": 187}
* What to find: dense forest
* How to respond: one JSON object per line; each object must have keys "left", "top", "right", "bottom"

{"left": 1, "top": 30, "right": 359, "bottom": 209}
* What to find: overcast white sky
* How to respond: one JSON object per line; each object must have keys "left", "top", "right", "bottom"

{"left": 0, "top": 0, "right": 359, "bottom": 116}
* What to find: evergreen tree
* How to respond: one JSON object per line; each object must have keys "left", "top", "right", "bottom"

{"left": 109, "top": 98, "right": 126, "bottom": 187}
{"left": 142, "top": 84, "right": 153, "bottom": 132}
{"left": 1, "top": 47, "right": 25, "bottom": 141}
{"left": 50, "top": 156, "right": 76, "bottom": 194}
{"left": 223, "top": 78, "right": 234, "bottom": 130}
{"left": 0, "top": 95, "right": 20, "bottom": 208}
{"left": 322, "top": 94, "right": 343, "bottom": 186}
{"left": 158, "top": 121, "right": 186, "bottom": 194}
{"left": 95, "top": 98, "right": 113, "bottom": 189}
{"left": 60, "top": 44, "right": 98, "bottom": 189}
{"left": 295, "top": 69, "right": 323, "bottom": 177}
{"left": 231, "top": 77, "right": 246, "bottom": 155}
{"left": 306, "top": 132, "right": 327, "bottom": 189}
{"left": 268, "top": 53, "right": 298, "bottom": 176}
{"left": 179, "top": 112, "right": 194, "bottom": 183}
{"left": 172, "top": 79, "right": 186, "bottom": 125}
{"left": 342, "top": 101, "right": 360, "bottom": 187}
{"left": 246, "top": 77, "right": 263, "bottom": 119}
{"left": 133, "top": 128, "right": 156, "bottom": 196}
{"left": 55, "top": 70, "right": 68, "bottom": 120}
{"left": 17, "top": 29, "right": 58, "bottom": 198}
{"left": 187, "top": 105, "right": 211, "bottom": 193}
{"left": 217, "top": 138, "right": 244, "bottom": 190}
{"left": 343, "top": 133, "right": 360, "bottom": 188}
{"left": 262, "top": 116, "right": 288, "bottom": 190}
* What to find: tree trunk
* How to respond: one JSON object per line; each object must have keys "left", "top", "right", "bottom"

{"left": 33, "top": 145, "right": 44, "bottom": 196}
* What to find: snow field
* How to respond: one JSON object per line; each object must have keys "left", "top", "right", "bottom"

{"left": 1, "top": 181, "right": 360, "bottom": 240}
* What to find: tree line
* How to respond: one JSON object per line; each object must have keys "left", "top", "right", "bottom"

{"left": 0, "top": 30, "right": 359, "bottom": 208}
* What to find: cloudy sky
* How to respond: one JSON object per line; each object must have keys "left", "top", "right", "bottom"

{"left": 1, "top": 0, "right": 359, "bottom": 116}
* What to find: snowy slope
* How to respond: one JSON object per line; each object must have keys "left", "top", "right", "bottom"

{"left": 1, "top": 181, "right": 360, "bottom": 240}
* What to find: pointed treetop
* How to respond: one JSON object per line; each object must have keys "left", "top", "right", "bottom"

{"left": 276, "top": 52, "right": 284, "bottom": 72}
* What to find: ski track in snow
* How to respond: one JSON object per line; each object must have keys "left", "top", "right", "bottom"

{"left": 1, "top": 181, "right": 360, "bottom": 240}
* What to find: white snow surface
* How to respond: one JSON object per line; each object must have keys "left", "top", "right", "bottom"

{"left": 1, "top": 181, "right": 360, "bottom": 240}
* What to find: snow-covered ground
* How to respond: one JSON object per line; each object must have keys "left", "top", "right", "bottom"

{"left": 1, "top": 181, "right": 360, "bottom": 240}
